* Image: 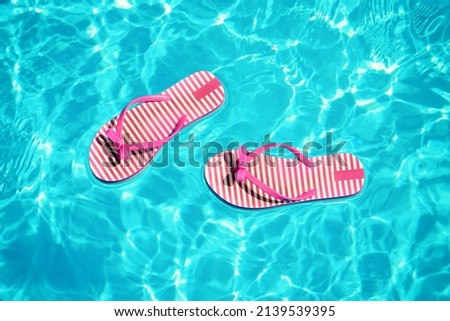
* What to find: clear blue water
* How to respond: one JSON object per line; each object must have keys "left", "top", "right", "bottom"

{"left": 1, "top": 0, "right": 449, "bottom": 300}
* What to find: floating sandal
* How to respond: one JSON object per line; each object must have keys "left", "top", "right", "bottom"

{"left": 204, "top": 143, "right": 365, "bottom": 208}
{"left": 89, "top": 71, "right": 225, "bottom": 182}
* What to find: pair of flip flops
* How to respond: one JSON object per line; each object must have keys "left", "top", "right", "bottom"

{"left": 89, "top": 71, "right": 365, "bottom": 209}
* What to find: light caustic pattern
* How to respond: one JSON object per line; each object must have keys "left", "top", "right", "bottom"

{"left": 0, "top": 0, "right": 449, "bottom": 300}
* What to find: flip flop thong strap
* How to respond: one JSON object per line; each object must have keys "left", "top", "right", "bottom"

{"left": 235, "top": 143, "right": 317, "bottom": 201}
{"left": 105, "top": 94, "right": 186, "bottom": 160}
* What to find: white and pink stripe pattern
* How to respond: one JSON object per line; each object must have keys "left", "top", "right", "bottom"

{"left": 89, "top": 71, "right": 225, "bottom": 182}
{"left": 204, "top": 149, "right": 365, "bottom": 208}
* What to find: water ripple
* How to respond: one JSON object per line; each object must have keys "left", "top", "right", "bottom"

{"left": 0, "top": 0, "right": 449, "bottom": 300}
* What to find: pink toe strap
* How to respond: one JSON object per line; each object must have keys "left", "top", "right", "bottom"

{"left": 105, "top": 94, "right": 186, "bottom": 160}
{"left": 235, "top": 144, "right": 317, "bottom": 202}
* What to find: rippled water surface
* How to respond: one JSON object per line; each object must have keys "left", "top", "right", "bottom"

{"left": 1, "top": 0, "right": 449, "bottom": 300}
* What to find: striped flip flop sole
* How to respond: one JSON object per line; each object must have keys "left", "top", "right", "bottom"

{"left": 89, "top": 71, "right": 225, "bottom": 182}
{"left": 204, "top": 150, "right": 365, "bottom": 208}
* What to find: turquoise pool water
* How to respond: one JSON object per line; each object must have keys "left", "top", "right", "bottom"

{"left": 1, "top": 0, "right": 449, "bottom": 300}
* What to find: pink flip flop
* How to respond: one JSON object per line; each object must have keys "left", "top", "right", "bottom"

{"left": 89, "top": 71, "right": 225, "bottom": 182}
{"left": 204, "top": 143, "right": 365, "bottom": 208}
